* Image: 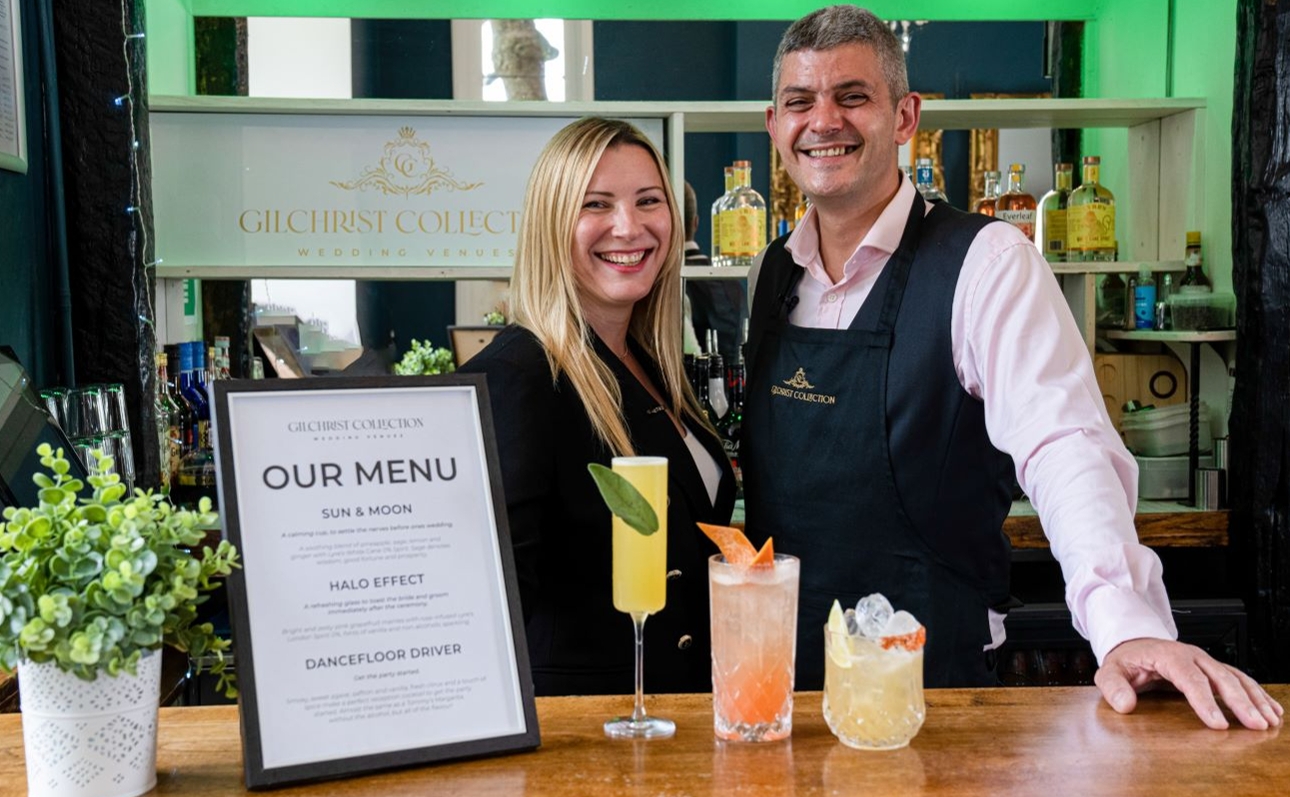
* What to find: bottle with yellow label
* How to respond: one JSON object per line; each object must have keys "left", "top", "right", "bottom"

{"left": 1067, "top": 156, "right": 1116, "bottom": 262}
{"left": 717, "top": 160, "right": 767, "bottom": 267}
{"left": 1035, "top": 162, "right": 1073, "bottom": 262}
{"left": 710, "top": 166, "right": 734, "bottom": 267}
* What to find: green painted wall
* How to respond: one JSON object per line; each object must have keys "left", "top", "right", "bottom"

{"left": 1172, "top": 0, "right": 1236, "bottom": 291}
{"left": 187, "top": 1, "right": 1101, "bottom": 21}
{"left": 146, "top": 0, "right": 196, "bottom": 95}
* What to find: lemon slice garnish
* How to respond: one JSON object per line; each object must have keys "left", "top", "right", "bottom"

{"left": 826, "top": 599, "right": 853, "bottom": 669}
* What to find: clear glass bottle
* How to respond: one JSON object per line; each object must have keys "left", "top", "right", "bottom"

{"left": 711, "top": 166, "right": 734, "bottom": 267}
{"left": 154, "top": 352, "right": 182, "bottom": 492}
{"left": 1179, "top": 230, "right": 1212, "bottom": 293}
{"left": 1097, "top": 273, "right": 1127, "bottom": 330}
{"left": 995, "top": 163, "right": 1037, "bottom": 241}
{"left": 973, "top": 170, "right": 1001, "bottom": 216}
{"left": 1068, "top": 156, "right": 1116, "bottom": 261}
{"left": 706, "top": 330, "right": 728, "bottom": 421}
{"left": 1035, "top": 163, "right": 1073, "bottom": 262}
{"left": 914, "top": 157, "right": 947, "bottom": 203}
{"left": 718, "top": 160, "right": 767, "bottom": 267}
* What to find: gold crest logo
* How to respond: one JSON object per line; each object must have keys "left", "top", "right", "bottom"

{"left": 331, "top": 127, "right": 484, "bottom": 197}
{"left": 771, "top": 366, "right": 836, "bottom": 405}
{"left": 783, "top": 368, "right": 815, "bottom": 390}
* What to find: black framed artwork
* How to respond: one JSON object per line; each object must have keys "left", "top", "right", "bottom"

{"left": 211, "top": 375, "right": 538, "bottom": 789}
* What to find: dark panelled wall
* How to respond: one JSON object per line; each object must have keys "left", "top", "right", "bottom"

{"left": 1231, "top": 0, "right": 1290, "bottom": 682}
{"left": 593, "top": 19, "right": 1052, "bottom": 244}
{"left": 49, "top": 0, "right": 160, "bottom": 486}
{"left": 350, "top": 20, "right": 456, "bottom": 360}
{"left": 0, "top": 0, "right": 59, "bottom": 388}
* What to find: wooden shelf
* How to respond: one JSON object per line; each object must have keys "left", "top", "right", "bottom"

{"left": 1102, "top": 329, "right": 1237, "bottom": 343}
{"left": 681, "top": 266, "right": 750, "bottom": 279}
{"left": 1050, "top": 260, "right": 1184, "bottom": 275}
{"left": 1004, "top": 507, "right": 1228, "bottom": 549}
{"left": 151, "top": 96, "right": 1207, "bottom": 133}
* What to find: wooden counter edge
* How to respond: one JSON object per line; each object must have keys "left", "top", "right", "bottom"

{"left": 1004, "top": 509, "right": 1229, "bottom": 549}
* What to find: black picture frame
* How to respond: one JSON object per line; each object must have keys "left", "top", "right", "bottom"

{"left": 211, "top": 375, "right": 539, "bottom": 789}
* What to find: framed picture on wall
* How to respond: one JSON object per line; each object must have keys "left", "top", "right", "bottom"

{"left": 0, "top": 0, "right": 27, "bottom": 174}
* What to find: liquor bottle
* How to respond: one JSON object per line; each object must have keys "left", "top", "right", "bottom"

{"left": 973, "top": 170, "right": 1001, "bottom": 216}
{"left": 914, "top": 157, "right": 947, "bottom": 203}
{"left": 153, "top": 352, "right": 181, "bottom": 491}
{"left": 794, "top": 195, "right": 810, "bottom": 228}
{"left": 175, "top": 342, "right": 216, "bottom": 501}
{"left": 1097, "top": 273, "right": 1127, "bottom": 330}
{"left": 995, "top": 163, "right": 1037, "bottom": 241}
{"left": 1067, "top": 156, "right": 1116, "bottom": 261}
{"left": 706, "top": 330, "right": 728, "bottom": 421}
{"left": 718, "top": 160, "right": 767, "bottom": 267}
{"left": 1035, "top": 163, "right": 1073, "bottom": 262}
{"left": 1179, "top": 231, "right": 1212, "bottom": 293}
{"left": 718, "top": 355, "right": 744, "bottom": 499}
{"left": 1133, "top": 266, "right": 1156, "bottom": 330}
{"left": 711, "top": 166, "right": 734, "bottom": 267}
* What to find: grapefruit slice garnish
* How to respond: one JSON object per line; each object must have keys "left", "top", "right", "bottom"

{"left": 750, "top": 536, "right": 774, "bottom": 567}
{"left": 697, "top": 522, "right": 757, "bottom": 566}
{"left": 879, "top": 625, "right": 927, "bottom": 652}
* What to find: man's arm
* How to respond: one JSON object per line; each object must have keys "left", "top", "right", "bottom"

{"left": 953, "top": 225, "right": 1281, "bottom": 730}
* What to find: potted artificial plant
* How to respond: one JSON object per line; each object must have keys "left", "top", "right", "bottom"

{"left": 0, "top": 444, "right": 239, "bottom": 797}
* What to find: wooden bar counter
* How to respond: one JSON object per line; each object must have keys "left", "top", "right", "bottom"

{"left": 1, "top": 687, "right": 1285, "bottom": 796}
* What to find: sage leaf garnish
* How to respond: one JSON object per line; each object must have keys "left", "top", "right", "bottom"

{"left": 587, "top": 463, "right": 659, "bottom": 536}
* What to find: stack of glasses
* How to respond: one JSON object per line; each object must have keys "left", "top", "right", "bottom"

{"left": 38, "top": 384, "right": 135, "bottom": 492}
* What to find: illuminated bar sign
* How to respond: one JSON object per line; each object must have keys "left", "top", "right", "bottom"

{"left": 150, "top": 108, "right": 663, "bottom": 272}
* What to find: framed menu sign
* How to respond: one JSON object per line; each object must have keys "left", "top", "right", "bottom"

{"left": 211, "top": 376, "right": 539, "bottom": 789}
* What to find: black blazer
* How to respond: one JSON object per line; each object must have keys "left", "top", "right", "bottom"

{"left": 460, "top": 325, "right": 736, "bottom": 696}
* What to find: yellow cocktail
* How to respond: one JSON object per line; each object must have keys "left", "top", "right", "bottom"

{"left": 823, "top": 600, "right": 926, "bottom": 750}
{"left": 602, "top": 455, "right": 674, "bottom": 740}
{"left": 611, "top": 457, "right": 667, "bottom": 614}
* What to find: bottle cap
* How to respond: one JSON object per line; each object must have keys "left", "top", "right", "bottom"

{"left": 1186, "top": 230, "right": 1202, "bottom": 246}
{"left": 1010, "top": 163, "right": 1024, "bottom": 173}
{"left": 734, "top": 160, "right": 751, "bottom": 167}
{"left": 1056, "top": 162, "right": 1073, "bottom": 171}
{"left": 1083, "top": 155, "right": 1101, "bottom": 165}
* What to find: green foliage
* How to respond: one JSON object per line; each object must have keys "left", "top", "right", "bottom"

{"left": 483, "top": 311, "right": 506, "bottom": 326}
{"left": 586, "top": 464, "right": 659, "bottom": 536}
{"left": 0, "top": 444, "right": 240, "bottom": 696}
{"left": 393, "top": 338, "right": 457, "bottom": 376}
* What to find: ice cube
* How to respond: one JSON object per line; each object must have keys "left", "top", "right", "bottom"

{"left": 853, "top": 593, "right": 893, "bottom": 638}
{"left": 843, "top": 607, "right": 860, "bottom": 637}
{"left": 881, "top": 610, "right": 921, "bottom": 639}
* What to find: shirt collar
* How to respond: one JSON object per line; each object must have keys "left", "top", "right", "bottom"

{"left": 784, "top": 175, "right": 916, "bottom": 282}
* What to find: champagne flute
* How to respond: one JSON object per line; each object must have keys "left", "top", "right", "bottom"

{"left": 601, "top": 456, "right": 675, "bottom": 740}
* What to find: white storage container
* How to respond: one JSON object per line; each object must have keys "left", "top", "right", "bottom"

{"left": 1136, "top": 454, "right": 1215, "bottom": 500}
{"left": 1120, "top": 402, "right": 1212, "bottom": 457}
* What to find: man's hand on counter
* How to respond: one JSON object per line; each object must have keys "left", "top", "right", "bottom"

{"left": 1096, "top": 638, "right": 1284, "bottom": 730}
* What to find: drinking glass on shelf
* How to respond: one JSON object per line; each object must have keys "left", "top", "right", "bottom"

{"left": 710, "top": 553, "right": 799, "bottom": 741}
{"left": 103, "top": 383, "right": 130, "bottom": 434}
{"left": 108, "top": 429, "right": 136, "bottom": 492}
{"left": 64, "top": 386, "right": 109, "bottom": 439}
{"left": 72, "top": 435, "right": 110, "bottom": 474}
{"left": 603, "top": 456, "right": 675, "bottom": 740}
{"left": 39, "top": 388, "right": 67, "bottom": 431}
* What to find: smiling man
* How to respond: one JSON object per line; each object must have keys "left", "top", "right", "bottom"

{"left": 741, "top": 4, "right": 1281, "bottom": 730}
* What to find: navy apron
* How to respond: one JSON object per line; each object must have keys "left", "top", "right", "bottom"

{"left": 742, "top": 192, "right": 1009, "bottom": 689}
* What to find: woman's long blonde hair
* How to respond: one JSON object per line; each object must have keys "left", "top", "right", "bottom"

{"left": 509, "top": 117, "right": 709, "bottom": 457}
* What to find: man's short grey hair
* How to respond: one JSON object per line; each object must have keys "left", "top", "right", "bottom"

{"left": 771, "top": 5, "right": 910, "bottom": 106}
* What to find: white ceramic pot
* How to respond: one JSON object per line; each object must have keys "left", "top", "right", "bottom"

{"left": 18, "top": 652, "right": 162, "bottom": 797}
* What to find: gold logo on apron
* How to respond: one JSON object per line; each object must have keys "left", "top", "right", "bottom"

{"left": 771, "top": 367, "right": 837, "bottom": 405}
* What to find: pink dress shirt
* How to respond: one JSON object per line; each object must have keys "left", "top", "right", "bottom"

{"left": 757, "top": 177, "right": 1177, "bottom": 662}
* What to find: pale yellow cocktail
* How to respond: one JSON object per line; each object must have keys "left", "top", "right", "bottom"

{"left": 610, "top": 457, "right": 667, "bottom": 614}
{"left": 823, "top": 605, "right": 925, "bottom": 750}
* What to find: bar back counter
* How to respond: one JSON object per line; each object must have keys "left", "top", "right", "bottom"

{"left": 1, "top": 687, "right": 1284, "bottom": 796}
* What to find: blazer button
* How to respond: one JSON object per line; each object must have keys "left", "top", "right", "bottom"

{"left": 677, "top": 634, "right": 693, "bottom": 650}
{"left": 666, "top": 569, "right": 683, "bottom": 581}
